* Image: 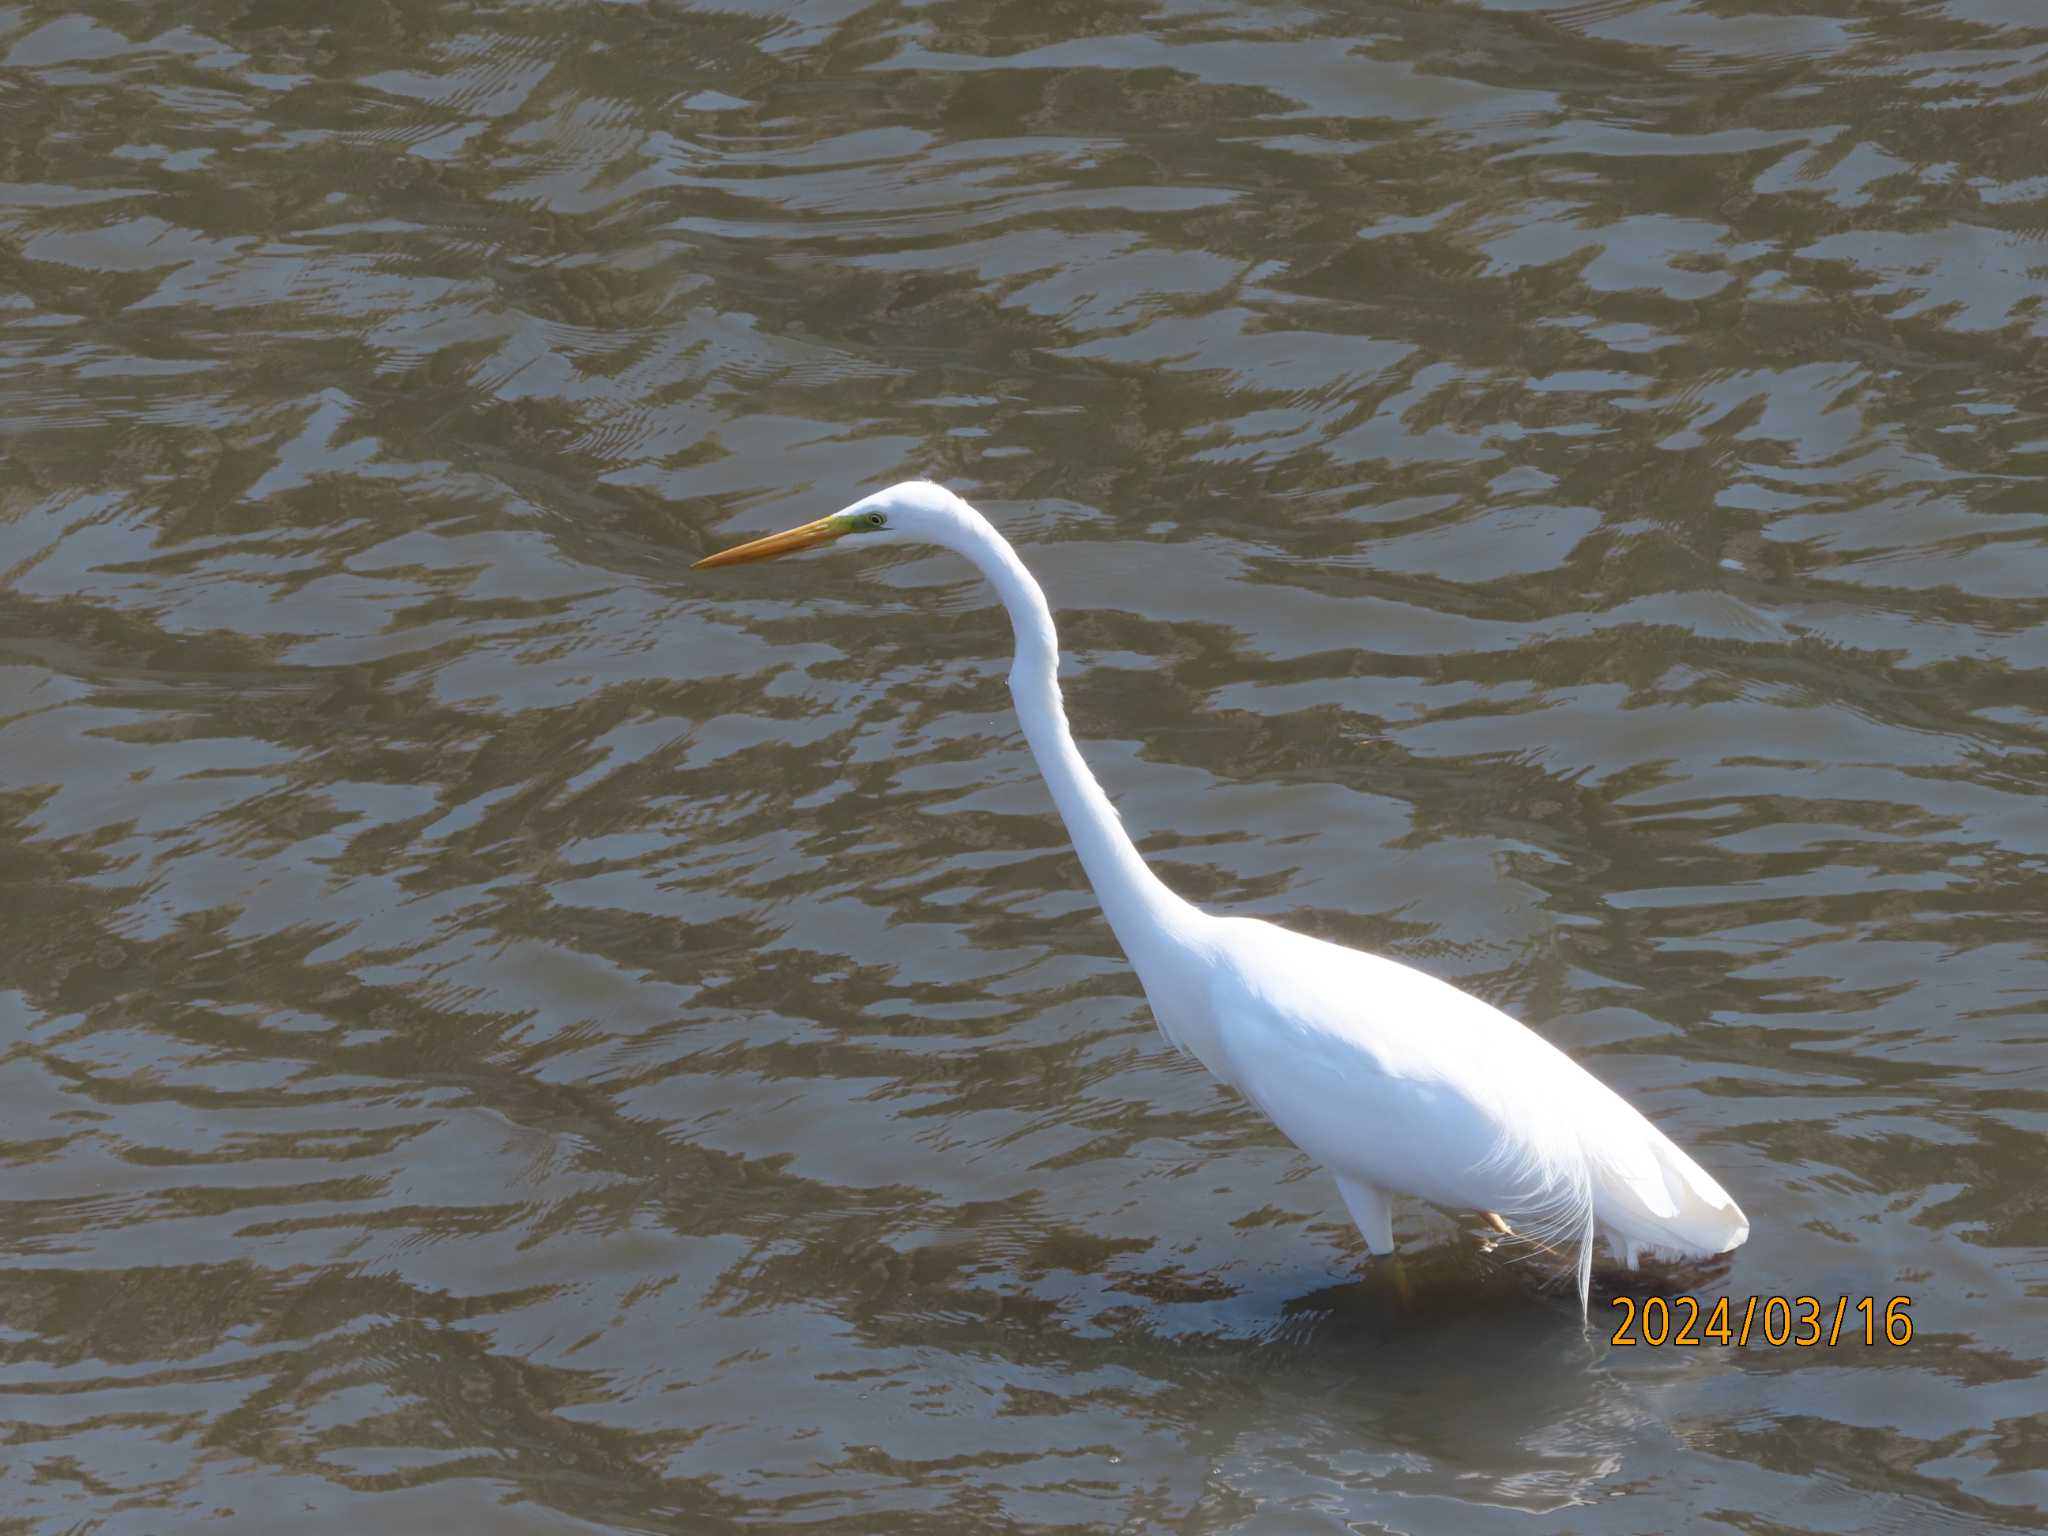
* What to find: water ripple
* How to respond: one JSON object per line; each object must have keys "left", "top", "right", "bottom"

{"left": 1, "top": 0, "right": 2045, "bottom": 1531}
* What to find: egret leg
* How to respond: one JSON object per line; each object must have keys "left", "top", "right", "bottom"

{"left": 1335, "top": 1177, "right": 1394, "bottom": 1255}
{"left": 1482, "top": 1212, "right": 1574, "bottom": 1264}
{"left": 1337, "top": 1179, "right": 1410, "bottom": 1306}
{"left": 1388, "top": 1253, "right": 1414, "bottom": 1306}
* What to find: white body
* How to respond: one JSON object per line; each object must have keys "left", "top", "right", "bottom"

{"left": 1158, "top": 916, "right": 1747, "bottom": 1299}
{"left": 710, "top": 483, "right": 1750, "bottom": 1314}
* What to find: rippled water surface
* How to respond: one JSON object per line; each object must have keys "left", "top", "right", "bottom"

{"left": 4, "top": 0, "right": 2047, "bottom": 1530}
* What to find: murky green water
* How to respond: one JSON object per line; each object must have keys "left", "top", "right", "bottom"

{"left": 3, "top": 1, "right": 2046, "bottom": 1530}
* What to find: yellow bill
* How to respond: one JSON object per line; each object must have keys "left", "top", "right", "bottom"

{"left": 694, "top": 514, "right": 849, "bottom": 569}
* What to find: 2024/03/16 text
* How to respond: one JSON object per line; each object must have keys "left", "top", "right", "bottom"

{"left": 1610, "top": 1295, "right": 1913, "bottom": 1347}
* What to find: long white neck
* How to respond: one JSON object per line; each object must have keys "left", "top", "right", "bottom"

{"left": 945, "top": 515, "right": 1200, "bottom": 968}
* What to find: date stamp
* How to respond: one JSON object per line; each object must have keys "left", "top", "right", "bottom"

{"left": 1609, "top": 1294, "right": 1913, "bottom": 1347}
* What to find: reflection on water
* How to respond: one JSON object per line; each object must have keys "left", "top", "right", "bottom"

{"left": 2, "top": 0, "right": 2045, "bottom": 1529}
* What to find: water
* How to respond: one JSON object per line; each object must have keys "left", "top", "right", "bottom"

{"left": 2, "top": 0, "right": 2045, "bottom": 1530}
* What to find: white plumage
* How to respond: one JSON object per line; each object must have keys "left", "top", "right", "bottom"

{"left": 698, "top": 482, "right": 1750, "bottom": 1316}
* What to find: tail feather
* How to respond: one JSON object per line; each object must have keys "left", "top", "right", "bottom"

{"left": 1592, "top": 1126, "right": 1748, "bottom": 1263}
{"left": 1481, "top": 1080, "right": 1745, "bottom": 1323}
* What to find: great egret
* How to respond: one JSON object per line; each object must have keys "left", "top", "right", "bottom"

{"left": 698, "top": 482, "right": 1749, "bottom": 1315}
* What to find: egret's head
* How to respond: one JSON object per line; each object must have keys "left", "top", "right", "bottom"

{"left": 694, "top": 480, "right": 974, "bottom": 569}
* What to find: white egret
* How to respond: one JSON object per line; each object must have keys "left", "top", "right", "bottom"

{"left": 698, "top": 482, "right": 1749, "bottom": 1316}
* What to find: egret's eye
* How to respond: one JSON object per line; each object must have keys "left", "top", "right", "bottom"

{"left": 864, "top": 512, "right": 886, "bottom": 528}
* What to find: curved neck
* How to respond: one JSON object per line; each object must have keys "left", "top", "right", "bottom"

{"left": 950, "top": 522, "right": 1197, "bottom": 964}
